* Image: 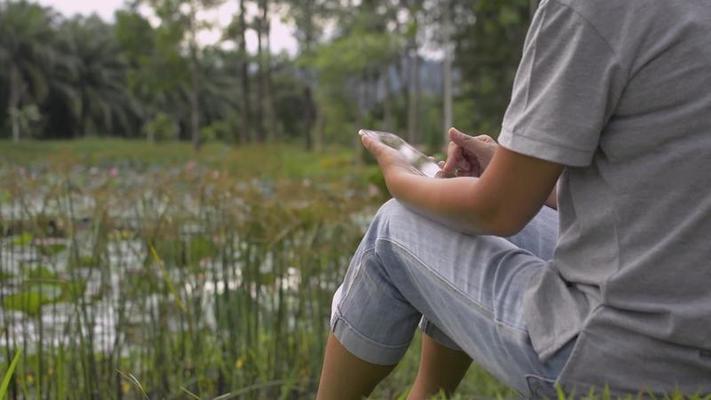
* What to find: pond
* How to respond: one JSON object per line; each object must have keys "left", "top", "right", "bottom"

{"left": 0, "top": 163, "right": 378, "bottom": 399}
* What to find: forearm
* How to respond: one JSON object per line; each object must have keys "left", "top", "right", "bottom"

{"left": 384, "top": 171, "right": 501, "bottom": 236}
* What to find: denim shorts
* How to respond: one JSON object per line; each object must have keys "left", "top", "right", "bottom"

{"left": 330, "top": 199, "right": 574, "bottom": 398}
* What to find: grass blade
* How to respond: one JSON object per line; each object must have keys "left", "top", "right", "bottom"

{"left": 117, "top": 369, "right": 149, "bottom": 400}
{"left": 180, "top": 386, "right": 202, "bottom": 400}
{"left": 0, "top": 349, "right": 22, "bottom": 400}
{"left": 149, "top": 244, "right": 187, "bottom": 313}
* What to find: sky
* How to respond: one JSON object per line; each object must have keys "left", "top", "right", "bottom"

{"left": 35, "top": 0, "right": 300, "bottom": 55}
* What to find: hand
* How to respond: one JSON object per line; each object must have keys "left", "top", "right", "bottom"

{"left": 360, "top": 133, "right": 421, "bottom": 181}
{"left": 441, "top": 128, "right": 497, "bottom": 178}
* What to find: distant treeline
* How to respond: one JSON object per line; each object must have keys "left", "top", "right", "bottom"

{"left": 0, "top": 0, "right": 532, "bottom": 149}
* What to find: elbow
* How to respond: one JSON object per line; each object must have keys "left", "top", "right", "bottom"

{"left": 490, "top": 219, "right": 525, "bottom": 237}
{"left": 474, "top": 207, "right": 527, "bottom": 237}
{"left": 487, "top": 218, "right": 524, "bottom": 237}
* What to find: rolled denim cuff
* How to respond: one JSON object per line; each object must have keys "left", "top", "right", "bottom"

{"left": 418, "top": 317, "right": 462, "bottom": 351}
{"left": 330, "top": 313, "right": 409, "bottom": 366}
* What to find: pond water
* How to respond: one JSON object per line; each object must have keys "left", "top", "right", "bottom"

{"left": 0, "top": 164, "right": 375, "bottom": 362}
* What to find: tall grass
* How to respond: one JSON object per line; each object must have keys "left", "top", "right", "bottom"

{"left": 0, "top": 350, "right": 21, "bottom": 400}
{"left": 0, "top": 154, "right": 379, "bottom": 399}
{"left": 0, "top": 141, "right": 515, "bottom": 399}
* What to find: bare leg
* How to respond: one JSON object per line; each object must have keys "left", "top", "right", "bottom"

{"left": 316, "top": 335, "right": 397, "bottom": 400}
{"left": 407, "top": 333, "right": 472, "bottom": 400}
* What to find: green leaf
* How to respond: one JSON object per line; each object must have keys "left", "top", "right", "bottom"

{"left": 2, "top": 284, "right": 62, "bottom": 316}
{"left": 12, "top": 233, "right": 33, "bottom": 247}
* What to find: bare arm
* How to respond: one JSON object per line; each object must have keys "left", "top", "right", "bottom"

{"left": 363, "top": 134, "right": 563, "bottom": 236}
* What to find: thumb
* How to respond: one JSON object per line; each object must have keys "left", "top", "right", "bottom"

{"left": 449, "top": 127, "right": 478, "bottom": 148}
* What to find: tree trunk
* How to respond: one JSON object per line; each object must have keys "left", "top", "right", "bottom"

{"left": 255, "top": 1, "right": 265, "bottom": 142}
{"left": 355, "top": 77, "right": 367, "bottom": 164}
{"left": 383, "top": 67, "right": 394, "bottom": 131}
{"left": 302, "top": 86, "right": 315, "bottom": 150}
{"left": 189, "top": 4, "right": 201, "bottom": 151}
{"left": 238, "top": 0, "right": 251, "bottom": 143}
{"left": 262, "top": 0, "right": 277, "bottom": 141}
{"left": 81, "top": 91, "right": 90, "bottom": 137}
{"left": 313, "top": 104, "right": 324, "bottom": 152}
{"left": 9, "top": 65, "right": 22, "bottom": 142}
{"left": 407, "top": 49, "right": 420, "bottom": 144}
{"left": 302, "top": 2, "right": 319, "bottom": 150}
{"left": 442, "top": 0, "right": 453, "bottom": 147}
{"left": 190, "top": 58, "right": 200, "bottom": 150}
{"left": 406, "top": 10, "right": 420, "bottom": 144}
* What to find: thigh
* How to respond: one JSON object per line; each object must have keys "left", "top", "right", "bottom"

{"left": 370, "top": 200, "right": 563, "bottom": 394}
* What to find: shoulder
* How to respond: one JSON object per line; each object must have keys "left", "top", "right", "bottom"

{"left": 539, "top": 0, "right": 672, "bottom": 55}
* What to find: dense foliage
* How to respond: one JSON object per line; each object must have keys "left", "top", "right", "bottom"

{"left": 0, "top": 0, "right": 533, "bottom": 149}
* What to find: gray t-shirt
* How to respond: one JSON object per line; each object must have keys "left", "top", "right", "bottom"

{"left": 499, "top": 0, "right": 711, "bottom": 394}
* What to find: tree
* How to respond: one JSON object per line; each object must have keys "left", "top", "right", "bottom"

{"left": 403, "top": 0, "right": 423, "bottom": 144}
{"left": 453, "top": 0, "right": 531, "bottom": 135}
{"left": 225, "top": 0, "right": 253, "bottom": 142}
{"left": 284, "top": 0, "right": 338, "bottom": 149}
{"left": 304, "top": 18, "right": 400, "bottom": 150}
{"left": 0, "top": 1, "right": 56, "bottom": 141}
{"left": 442, "top": 0, "right": 453, "bottom": 145}
{"left": 116, "top": 8, "right": 191, "bottom": 141}
{"left": 48, "top": 16, "right": 137, "bottom": 138}
{"left": 140, "top": 0, "right": 225, "bottom": 150}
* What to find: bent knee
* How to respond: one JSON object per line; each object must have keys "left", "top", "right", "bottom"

{"left": 374, "top": 199, "right": 415, "bottom": 226}
{"left": 370, "top": 199, "right": 433, "bottom": 256}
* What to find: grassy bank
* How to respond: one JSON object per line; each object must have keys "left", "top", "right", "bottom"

{"left": 0, "top": 139, "right": 365, "bottom": 180}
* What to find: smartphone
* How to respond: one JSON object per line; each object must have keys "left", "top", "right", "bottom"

{"left": 359, "top": 129, "right": 441, "bottom": 178}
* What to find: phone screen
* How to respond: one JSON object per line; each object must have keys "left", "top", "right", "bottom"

{"left": 359, "top": 129, "right": 441, "bottom": 178}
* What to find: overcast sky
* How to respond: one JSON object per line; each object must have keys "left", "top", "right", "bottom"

{"left": 35, "top": 0, "right": 299, "bottom": 55}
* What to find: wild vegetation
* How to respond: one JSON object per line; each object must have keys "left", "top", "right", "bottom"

{"left": 0, "top": 142, "right": 517, "bottom": 399}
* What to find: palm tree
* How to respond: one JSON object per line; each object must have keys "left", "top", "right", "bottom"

{"left": 51, "top": 16, "right": 138, "bottom": 137}
{"left": 0, "top": 1, "right": 56, "bottom": 141}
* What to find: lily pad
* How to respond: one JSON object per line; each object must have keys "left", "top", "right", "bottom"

{"left": 2, "top": 283, "right": 63, "bottom": 316}
{"left": 12, "top": 232, "right": 33, "bottom": 247}
{"left": 25, "top": 266, "right": 58, "bottom": 281}
{"left": 36, "top": 242, "right": 67, "bottom": 257}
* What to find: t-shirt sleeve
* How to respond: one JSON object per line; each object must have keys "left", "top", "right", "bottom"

{"left": 499, "top": 0, "right": 627, "bottom": 167}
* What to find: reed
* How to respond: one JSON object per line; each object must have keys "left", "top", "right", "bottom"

{"left": 0, "top": 143, "right": 513, "bottom": 399}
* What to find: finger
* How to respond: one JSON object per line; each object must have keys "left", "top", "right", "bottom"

{"left": 474, "top": 134, "right": 496, "bottom": 144}
{"left": 360, "top": 133, "right": 375, "bottom": 153}
{"left": 442, "top": 141, "right": 461, "bottom": 174}
{"left": 449, "top": 128, "right": 477, "bottom": 147}
{"left": 361, "top": 134, "right": 400, "bottom": 166}
{"left": 361, "top": 134, "right": 386, "bottom": 159}
{"left": 456, "top": 157, "right": 473, "bottom": 174}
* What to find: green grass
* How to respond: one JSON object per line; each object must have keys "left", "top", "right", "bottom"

{"left": 0, "top": 350, "right": 22, "bottom": 400}
{"left": 0, "top": 138, "right": 366, "bottom": 180}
